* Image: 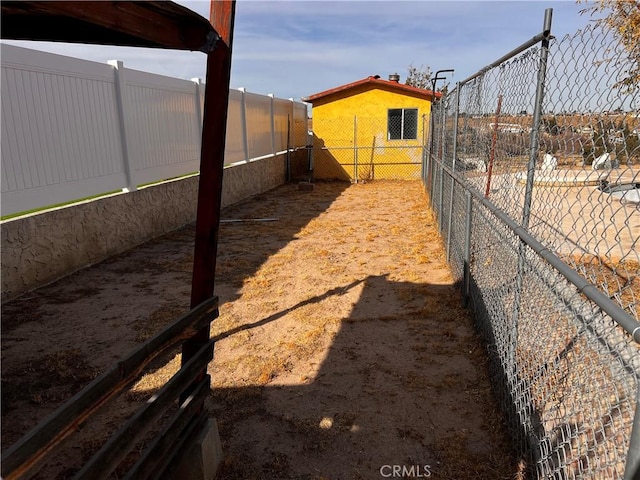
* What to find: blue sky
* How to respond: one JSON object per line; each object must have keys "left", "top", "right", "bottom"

{"left": 3, "top": 1, "right": 594, "bottom": 102}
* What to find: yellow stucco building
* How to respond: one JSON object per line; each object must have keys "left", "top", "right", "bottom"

{"left": 303, "top": 75, "right": 439, "bottom": 181}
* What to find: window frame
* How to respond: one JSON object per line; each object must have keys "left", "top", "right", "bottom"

{"left": 387, "top": 107, "right": 418, "bottom": 140}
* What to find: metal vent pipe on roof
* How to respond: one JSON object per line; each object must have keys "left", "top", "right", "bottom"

{"left": 388, "top": 73, "right": 400, "bottom": 82}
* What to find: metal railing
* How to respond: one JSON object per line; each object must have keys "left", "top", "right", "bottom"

{"left": 425, "top": 8, "right": 640, "bottom": 478}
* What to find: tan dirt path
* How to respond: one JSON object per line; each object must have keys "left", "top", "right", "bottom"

{"left": 1, "top": 180, "right": 520, "bottom": 479}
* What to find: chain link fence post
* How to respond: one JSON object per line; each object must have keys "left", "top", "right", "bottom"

{"left": 463, "top": 189, "right": 473, "bottom": 307}
{"left": 422, "top": 114, "right": 428, "bottom": 183}
{"left": 427, "top": 102, "right": 436, "bottom": 204}
{"left": 429, "top": 104, "right": 438, "bottom": 206}
{"left": 446, "top": 83, "right": 461, "bottom": 261}
{"left": 624, "top": 386, "right": 640, "bottom": 480}
{"left": 438, "top": 100, "right": 447, "bottom": 227}
{"left": 508, "top": 8, "right": 553, "bottom": 373}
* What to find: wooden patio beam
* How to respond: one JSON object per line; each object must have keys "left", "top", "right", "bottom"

{"left": 182, "top": 0, "right": 236, "bottom": 372}
{"left": 0, "top": 1, "right": 217, "bottom": 52}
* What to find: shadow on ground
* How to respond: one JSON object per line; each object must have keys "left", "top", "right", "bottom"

{"left": 0, "top": 182, "right": 349, "bottom": 450}
{"left": 211, "top": 274, "right": 519, "bottom": 480}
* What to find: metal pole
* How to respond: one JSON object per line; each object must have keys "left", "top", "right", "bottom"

{"left": 522, "top": 8, "right": 552, "bottom": 230}
{"left": 438, "top": 99, "right": 446, "bottom": 229}
{"left": 463, "top": 190, "right": 473, "bottom": 307}
{"left": 624, "top": 386, "right": 640, "bottom": 480}
{"left": 508, "top": 7, "right": 553, "bottom": 373}
{"left": 446, "top": 83, "right": 461, "bottom": 261}
{"left": 431, "top": 116, "right": 438, "bottom": 206}
{"left": 353, "top": 115, "right": 358, "bottom": 183}
{"left": 422, "top": 114, "right": 428, "bottom": 182}
{"left": 307, "top": 128, "right": 314, "bottom": 173}
{"left": 427, "top": 100, "right": 435, "bottom": 194}
{"left": 428, "top": 80, "right": 437, "bottom": 192}
{"left": 428, "top": 70, "right": 453, "bottom": 199}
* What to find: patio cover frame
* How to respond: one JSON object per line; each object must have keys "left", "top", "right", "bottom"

{"left": 0, "top": 1, "right": 234, "bottom": 478}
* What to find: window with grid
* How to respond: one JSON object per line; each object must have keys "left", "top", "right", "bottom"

{"left": 387, "top": 108, "right": 418, "bottom": 140}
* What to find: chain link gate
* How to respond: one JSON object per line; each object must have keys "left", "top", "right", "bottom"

{"left": 311, "top": 115, "right": 429, "bottom": 182}
{"left": 426, "top": 9, "right": 640, "bottom": 479}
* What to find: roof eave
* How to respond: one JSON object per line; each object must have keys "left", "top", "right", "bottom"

{"left": 304, "top": 76, "right": 440, "bottom": 103}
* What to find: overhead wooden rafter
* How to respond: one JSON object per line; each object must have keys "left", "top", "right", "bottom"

{"left": 1, "top": 1, "right": 218, "bottom": 52}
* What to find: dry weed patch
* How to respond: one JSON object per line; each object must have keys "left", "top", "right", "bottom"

{"left": 208, "top": 180, "right": 519, "bottom": 479}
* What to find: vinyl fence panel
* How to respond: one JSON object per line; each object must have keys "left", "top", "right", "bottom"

{"left": 1, "top": 44, "right": 309, "bottom": 217}
{"left": 224, "top": 89, "right": 247, "bottom": 165}
{"left": 292, "top": 101, "right": 309, "bottom": 147}
{"left": 124, "top": 67, "right": 202, "bottom": 186}
{"left": 273, "top": 97, "right": 293, "bottom": 153}
{"left": 1, "top": 44, "right": 127, "bottom": 215}
{"left": 244, "top": 91, "right": 273, "bottom": 160}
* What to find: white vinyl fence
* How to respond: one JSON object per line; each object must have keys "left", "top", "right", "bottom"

{"left": 1, "top": 44, "right": 309, "bottom": 217}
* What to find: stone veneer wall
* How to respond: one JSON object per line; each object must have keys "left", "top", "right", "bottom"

{"left": 1, "top": 153, "right": 299, "bottom": 302}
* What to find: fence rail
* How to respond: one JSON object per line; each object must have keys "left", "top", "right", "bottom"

{"left": 1, "top": 44, "right": 309, "bottom": 217}
{"left": 312, "top": 115, "right": 428, "bottom": 181}
{"left": 0, "top": 296, "right": 218, "bottom": 480}
{"left": 425, "top": 8, "right": 640, "bottom": 478}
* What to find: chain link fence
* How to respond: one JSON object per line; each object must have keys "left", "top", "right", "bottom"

{"left": 426, "top": 9, "right": 640, "bottom": 479}
{"left": 312, "top": 115, "right": 428, "bottom": 181}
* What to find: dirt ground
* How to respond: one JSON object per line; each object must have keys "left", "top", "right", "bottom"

{"left": 465, "top": 165, "right": 639, "bottom": 260}
{"left": 1, "top": 180, "right": 522, "bottom": 479}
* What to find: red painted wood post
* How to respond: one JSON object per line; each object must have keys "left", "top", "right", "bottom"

{"left": 182, "top": 0, "right": 236, "bottom": 378}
